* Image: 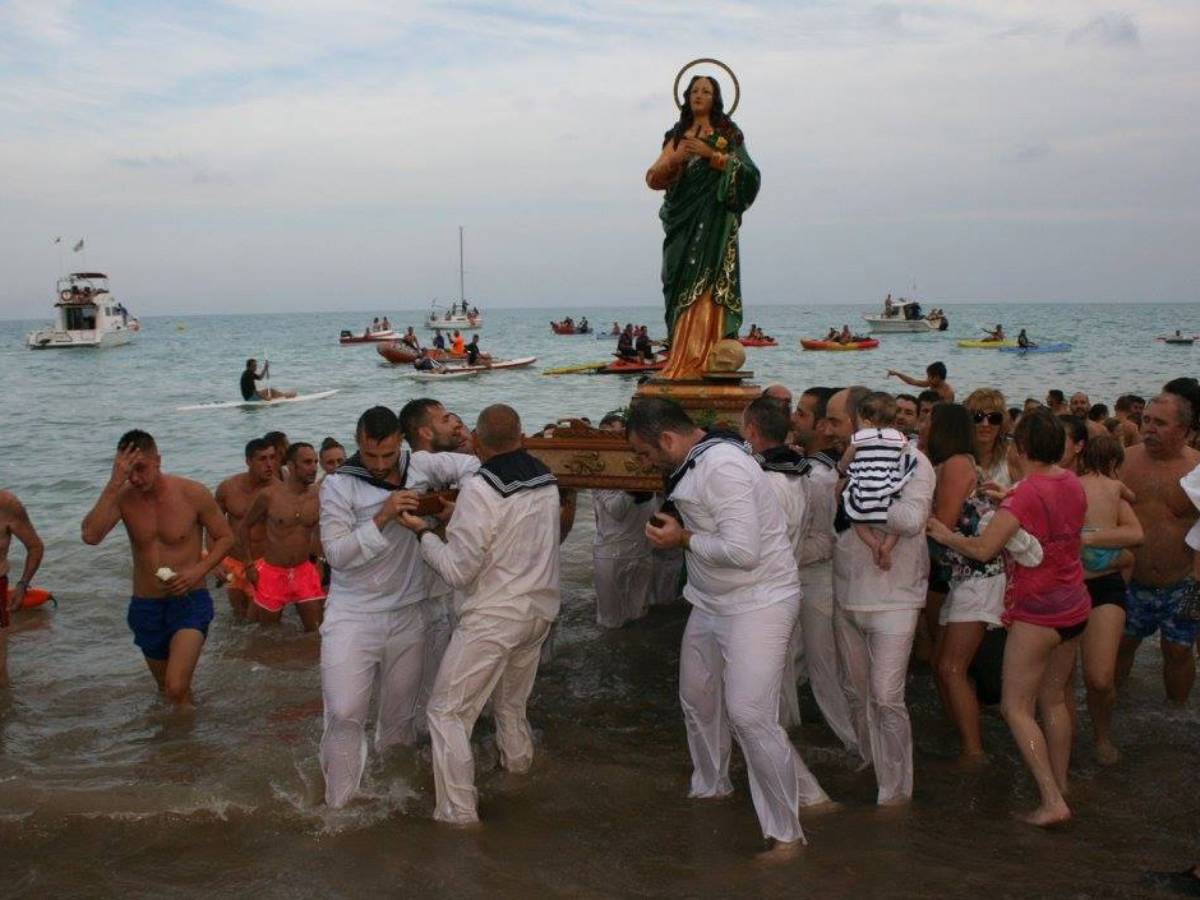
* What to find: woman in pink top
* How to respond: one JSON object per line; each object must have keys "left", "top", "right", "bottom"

{"left": 928, "top": 408, "right": 1089, "bottom": 828}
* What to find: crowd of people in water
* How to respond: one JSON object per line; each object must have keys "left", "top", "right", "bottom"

{"left": 2, "top": 368, "right": 1200, "bottom": 882}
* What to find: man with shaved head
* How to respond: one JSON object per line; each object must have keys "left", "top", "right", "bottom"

{"left": 400, "top": 404, "right": 561, "bottom": 826}
{"left": 762, "top": 384, "right": 793, "bottom": 416}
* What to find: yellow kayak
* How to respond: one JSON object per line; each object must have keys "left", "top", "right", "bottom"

{"left": 543, "top": 361, "right": 607, "bottom": 375}
{"left": 957, "top": 339, "right": 1018, "bottom": 349}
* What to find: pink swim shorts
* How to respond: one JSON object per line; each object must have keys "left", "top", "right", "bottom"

{"left": 253, "top": 560, "right": 325, "bottom": 613}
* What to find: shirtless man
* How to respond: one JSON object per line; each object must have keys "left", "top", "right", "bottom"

{"left": 887, "top": 361, "right": 954, "bottom": 402}
{"left": 81, "top": 430, "right": 233, "bottom": 706}
{"left": 1117, "top": 393, "right": 1200, "bottom": 703}
{"left": 241, "top": 443, "right": 324, "bottom": 631}
{"left": 1114, "top": 395, "right": 1144, "bottom": 447}
{"left": 215, "top": 438, "right": 276, "bottom": 618}
{"left": 0, "top": 490, "right": 45, "bottom": 686}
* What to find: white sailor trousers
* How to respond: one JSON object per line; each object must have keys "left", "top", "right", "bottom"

{"left": 319, "top": 603, "right": 427, "bottom": 808}
{"left": 415, "top": 591, "right": 457, "bottom": 737}
{"left": 427, "top": 612, "right": 553, "bottom": 824}
{"left": 651, "top": 547, "right": 684, "bottom": 605}
{"left": 796, "top": 562, "right": 860, "bottom": 755}
{"left": 833, "top": 607, "right": 919, "bottom": 804}
{"left": 678, "top": 595, "right": 827, "bottom": 844}
{"left": 593, "top": 552, "right": 653, "bottom": 628}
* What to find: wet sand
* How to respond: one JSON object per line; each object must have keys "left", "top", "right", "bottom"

{"left": 2, "top": 572, "right": 1196, "bottom": 899}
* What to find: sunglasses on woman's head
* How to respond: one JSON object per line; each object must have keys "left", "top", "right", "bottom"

{"left": 973, "top": 411, "right": 1004, "bottom": 425}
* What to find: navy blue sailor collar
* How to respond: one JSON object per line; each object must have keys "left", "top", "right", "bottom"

{"left": 476, "top": 449, "right": 557, "bottom": 497}
{"left": 664, "top": 430, "right": 750, "bottom": 499}
{"left": 808, "top": 449, "right": 839, "bottom": 471}
{"left": 338, "top": 449, "right": 409, "bottom": 491}
{"left": 755, "top": 444, "right": 812, "bottom": 477}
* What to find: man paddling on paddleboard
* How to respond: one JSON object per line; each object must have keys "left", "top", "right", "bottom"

{"left": 241, "top": 358, "right": 296, "bottom": 401}
{"left": 0, "top": 489, "right": 45, "bottom": 687}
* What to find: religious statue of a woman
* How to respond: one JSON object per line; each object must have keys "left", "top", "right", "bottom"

{"left": 645, "top": 65, "right": 760, "bottom": 381}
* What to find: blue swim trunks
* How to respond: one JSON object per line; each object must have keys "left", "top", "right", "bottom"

{"left": 127, "top": 590, "right": 215, "bottom": 661}
{"left": 1124, "top": 579, "right": 1200, "bottom": 646}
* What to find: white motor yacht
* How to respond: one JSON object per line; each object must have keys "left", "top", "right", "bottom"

{"left": 26, "top": 272, "right": 138, "bottom": 349}
{"left": 863, "top": 298, "right": 947, "bottom": 333}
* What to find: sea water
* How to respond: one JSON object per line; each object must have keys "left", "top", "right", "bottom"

{"left": 0, "top": 302, "right": 1197, "bottom": 897}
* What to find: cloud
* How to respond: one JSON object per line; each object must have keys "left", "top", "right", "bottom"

{"left": 1010, "top": 141, "right": 1054, "bottom": 163}
{"left": 1068, "top": 13, "right": 1140, "bottom": 46}
{"left": 0, "top": 0, "right": 1196, "bottom": 315}
{"left": 112, "top": 154, "right": 233, "bottom": 186}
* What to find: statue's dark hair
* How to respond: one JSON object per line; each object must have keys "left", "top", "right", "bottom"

{"left": 664, "top": 75, "right": 744, "bottom": 150}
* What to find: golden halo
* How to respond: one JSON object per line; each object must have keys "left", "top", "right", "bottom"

{"left": 674, "top": 58, "right": 739, "bottom": 116}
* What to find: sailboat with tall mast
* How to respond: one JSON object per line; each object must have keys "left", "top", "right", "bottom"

{"left": 424, "top": 226, "right": 483, "bottom": 330}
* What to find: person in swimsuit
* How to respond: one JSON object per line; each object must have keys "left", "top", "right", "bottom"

{"left": 929, "top": 408, "right": 1089, "bottom": 827}
{"left": 1076, "top": 435, "right": 1143, "bottom": 765}
{"left": 81, "top": 430, "right": 233, "bottom": 707}
{"left": 0, "top": 490, "right": 44, "bottom": 687}
{"left": 318, "top": 438, "right": 346, "bottom": 482}
{"left": 1117, "top": 392, "right": 1200, "bottom": 703}
{"left": 887, "top": 361, "right": 955, "bottom": 403}
{"left": 240, "top": 443, "right": 324, "bottom": 631}
{"left": 214, "top": 438, "right": 276, "bottom": 618}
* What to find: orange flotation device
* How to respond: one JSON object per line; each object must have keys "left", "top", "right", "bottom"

{"left": 5, "top": 586, "right": 55, "bottom": 609}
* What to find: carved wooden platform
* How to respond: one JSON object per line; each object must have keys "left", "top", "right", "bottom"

{"left": 524, "top": 419, "right": 661, "bottom": 491}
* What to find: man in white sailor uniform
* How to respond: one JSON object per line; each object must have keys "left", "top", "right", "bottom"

{"left": 629, "top": 398, "right": 832, "bottom": 858}
{"left": 318, "top": 406, "right": 478, "bottom": 808}
{"left": 400, "top": 404, "right": 561, "bottom": 825}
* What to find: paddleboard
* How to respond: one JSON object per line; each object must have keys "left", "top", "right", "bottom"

{"left": 177, "top": 389, "right": 339, "bottom": 412}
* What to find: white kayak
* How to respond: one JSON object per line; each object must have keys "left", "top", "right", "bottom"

{"left": 441, "top": 356, "right": 537, "bottom": 374}
{"left": 177, "top": 389, "right": 339, "bottom": 412}
{"left": 409, "top": 369, "right": 480, "bottom": 381}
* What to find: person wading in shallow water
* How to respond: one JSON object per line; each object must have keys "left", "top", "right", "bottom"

{"left": 0, "top": 489, "right": 44, "bottom": 687}
{"left": 239, "top": 443, "right": 325, "bottom": 632}
{"left": 81, "top": 430, "right": 233, "bottom": 708}
{"left": 629, "top": 397, "right": 835, "bottom": 862}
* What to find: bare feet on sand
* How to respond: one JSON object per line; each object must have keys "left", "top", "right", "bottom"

{"left": 1096, "top": 740, "right": 1120, "bottom": 766}
{"left": 1016, "top": 802, "right": 1071, "bottom": 828}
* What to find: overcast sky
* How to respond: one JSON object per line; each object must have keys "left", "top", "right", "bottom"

{"left": 1, "top": 0, "right": 1196, "bottom": 318}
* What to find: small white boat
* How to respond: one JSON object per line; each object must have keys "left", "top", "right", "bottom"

{"left": 425, "top": 306, "right": 483, "bottom": 331}
{"left": 863, "top": 299, "right": 947, "bottom": 334}
{"left": 442, "top": 356, "right": 537, "bottom": 374}
{"left": 26, "top": 272, "right": 138, "bottom": 349}
{"left": 409, "top": 369, "right": 480, "bottom": 382}
{"left": 423, "top": 227, "right": 483, "bottom": 330}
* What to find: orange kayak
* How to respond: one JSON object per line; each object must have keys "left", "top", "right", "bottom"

{"left": 800, "top": 338, "right": 879, "bottom": 351}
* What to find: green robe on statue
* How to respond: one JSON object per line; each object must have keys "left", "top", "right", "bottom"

{"left": 658, "top": 135, "right": 761, "bottom": 339}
